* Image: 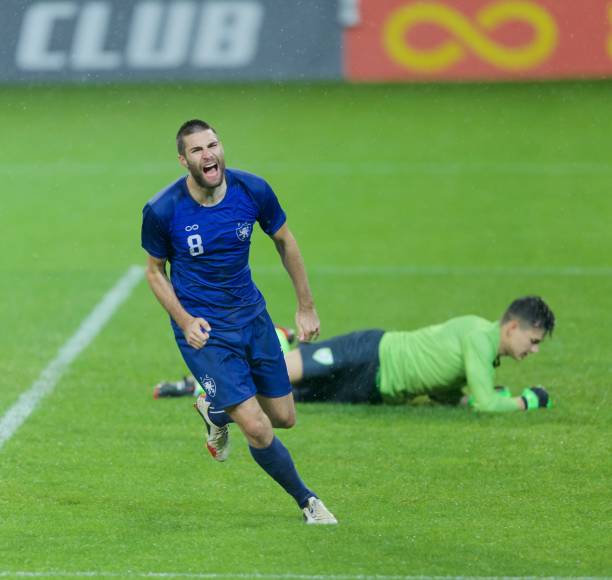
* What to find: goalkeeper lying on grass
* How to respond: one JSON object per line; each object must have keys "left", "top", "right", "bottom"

{"left": 155, "top": 295, "right": 555, "bottom": 413}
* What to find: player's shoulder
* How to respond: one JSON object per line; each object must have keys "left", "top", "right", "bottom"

{"left": 144, "top": 176, "right": 187, "bottom": 218}
{"left": 451, "top": 314, "right": 491, "bottom": 328}
{"left": 454, "top": 316, "right": 497, "bottom": 350}
{"left": 227, "top": 168, "right": 272, "bottom": 197}
{"left": 445, "top": 315, "right": 493, "bottom": 340}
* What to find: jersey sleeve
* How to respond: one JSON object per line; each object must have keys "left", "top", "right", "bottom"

{"left": 463, "top": 333, "right": 520, "bottom": 412}
{"left": 141, "top": 204, "right": 171, "bottom": 259}
{"left": 255, "top": 180, "right": 287, "bottom": 236}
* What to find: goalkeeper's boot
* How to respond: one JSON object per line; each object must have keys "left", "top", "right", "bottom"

{"left": 302, "top": 497, "right": 338, "bottom": 525}
{"left": 275, "top": 325, "right": 296, "bottom": 354}
{"left": 153, "top": 375, "right": 200, "bottom": 399}
{"left": 194, "top": 393, "right": 230, "bottom": 462}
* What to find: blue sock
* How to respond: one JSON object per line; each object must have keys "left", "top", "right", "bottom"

{"left": 207, "top": 405, "right": 233, "bottom": 427}
{"left": 249, "top": 436, "right": 316, "bottom": 508}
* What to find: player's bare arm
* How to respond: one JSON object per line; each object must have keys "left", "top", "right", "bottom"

{"left": 144, "top": 254, "right": 211, "bottom": 349}
{"left": 272, "top": 223, "right": 320, "bottom": 342}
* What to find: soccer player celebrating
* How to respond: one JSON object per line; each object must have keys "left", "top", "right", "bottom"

{"left": 141, "top": 120, "right": 336, "bottom": 524}
{"left": 288, "top": 296, "right": 555, "bottom": 412}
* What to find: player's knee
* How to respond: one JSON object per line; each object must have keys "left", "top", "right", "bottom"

{"left": 244, "top": 420, "right": 267, "bottom": 440}
{"left": 241, "top": 414, "right": 271, "bottom": 442}
{"left": 275, "top": 410, "right": 296, "bottom": 429}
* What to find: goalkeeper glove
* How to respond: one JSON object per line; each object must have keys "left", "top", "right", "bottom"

{"left": 521, "top": 386, "right": 552, "bottom": 410}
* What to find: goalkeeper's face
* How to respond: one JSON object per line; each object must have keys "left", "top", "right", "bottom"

{"left": 179, "top": 129, "right": 226, "bottom": 191}
{"left": 503, "top": 321, "right": 545, "bottom": 360}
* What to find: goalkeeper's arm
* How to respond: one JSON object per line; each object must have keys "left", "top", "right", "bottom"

{"left": 463, "top": 338, "right": 552, "bottom": 412}
{"left": 466, "top": 385, "right": 552, "bottom": 411}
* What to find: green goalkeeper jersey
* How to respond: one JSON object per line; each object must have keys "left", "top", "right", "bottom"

{"left": 378, "top": 315, "right": 519, "bottom": 412}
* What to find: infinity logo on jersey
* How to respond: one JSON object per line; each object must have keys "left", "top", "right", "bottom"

{"left": 236, "top": 222, "right": 252, "bottom": 241}
{"left": 199, "top": 375, "right": 217, "bottom": 397}
{"left": 185, "top": 224, "right": 199, "bottom": 232}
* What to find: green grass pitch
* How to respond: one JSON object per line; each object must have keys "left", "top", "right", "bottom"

{"left": 0, "top": 81, "right": 611, "bottom": 578}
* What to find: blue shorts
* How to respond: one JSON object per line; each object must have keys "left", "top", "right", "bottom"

{"left": 175, "top": 310, "right": 291, "bottom": 410}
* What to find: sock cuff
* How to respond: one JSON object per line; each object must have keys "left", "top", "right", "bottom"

{"left": 249, "top": 435, "right": 283, "bottom": 458}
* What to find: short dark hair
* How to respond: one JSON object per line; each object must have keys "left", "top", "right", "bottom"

{"left": 501, "top": 296, "right": 555, "bottom": 336}
{"left": 176, "top": 119, "right": 217, "bottom": 156}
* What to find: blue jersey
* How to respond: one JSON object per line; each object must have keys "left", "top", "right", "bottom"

{"left": 141, "top": 168, "right": 286, "bottom": 330}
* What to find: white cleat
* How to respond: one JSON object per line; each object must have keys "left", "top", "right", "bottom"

{"left": 194, "top": 393, "right": 230, "bottom": 462}
{"left": 302, "top": 497, "right": 338, "bottom": 525}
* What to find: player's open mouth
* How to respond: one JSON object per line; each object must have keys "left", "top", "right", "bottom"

{"left": 203, "top": 163, "right": 218, "bottom": 176}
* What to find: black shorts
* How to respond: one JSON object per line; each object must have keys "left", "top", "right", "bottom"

{"left": 294, "top": 329, "right": 385, "bottom": 404}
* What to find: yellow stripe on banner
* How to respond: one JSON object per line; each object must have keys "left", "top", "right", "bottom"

{"left": 384, "top": 0, "right": 558, "bottom": 73}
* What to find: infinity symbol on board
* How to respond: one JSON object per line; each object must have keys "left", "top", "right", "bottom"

{"left": 384, "top": 1, "right": 558, "bottom": 73}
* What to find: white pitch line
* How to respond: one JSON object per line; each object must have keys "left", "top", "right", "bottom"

{"left": 252, "top": 265, "right": 612, "bottom": 277}
{"left": 0, "top": 573, "right": 605, "bottom": 580}
{"left": 1, "top": 160, "right": 612, "bottom": 177}
{"left": 0, "top": 265, "right": 144, "bottom": 451}
{"left": 261, "top": 160, "right": 612, "bottom": 177}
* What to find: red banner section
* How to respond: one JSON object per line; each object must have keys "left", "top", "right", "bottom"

{"left": 345, "top": 0, "right": 612, "bottom": 81}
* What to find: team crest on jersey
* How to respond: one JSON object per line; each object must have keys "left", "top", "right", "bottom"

{"left": 313, "top": 347, "right": 334, "bottom": 366}
{"left": 236, "top": 222, "right": 252, "bottom": 241}
{"left": 200, "top": 375, "right": 217, "bottom": 397}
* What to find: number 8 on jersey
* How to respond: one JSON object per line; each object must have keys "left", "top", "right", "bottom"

{"left": 187, "top": 234, "right": 204, "bottom": 256}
